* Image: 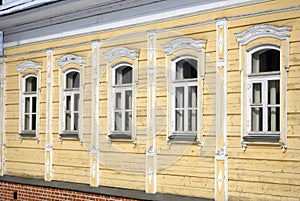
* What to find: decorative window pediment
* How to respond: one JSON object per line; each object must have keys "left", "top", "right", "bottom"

{"left": 104, "top": 47, "right": 139, "bottom": 63}
{"left": 17, "top": 60, "right": 41, "bottom": 73}
{"left": 162, "top": 37, "right": 206, "bottom": 55}
{"left": 56, "top": 54, "right": 86, "bottom": 68}
{"left": 235, "top": 24, "right": 291, "bottom": 45}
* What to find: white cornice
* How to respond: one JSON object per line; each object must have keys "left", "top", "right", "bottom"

{"left": 17, "top": 60, "right": 41, "bottom": 72}
{"left": 162, "top": 37, "right": 206, "bottom": 55}
{"left": 56, "top": 54, "right": 86, "bottom": 68}
{"left": 104, "top": 47, "right": 139, "bottom": 63}
{"left": 4, "top": 0, "right": 269, "bottom": 48}
{"left": 235, "top": 24, "right": 291, "bottom": 45}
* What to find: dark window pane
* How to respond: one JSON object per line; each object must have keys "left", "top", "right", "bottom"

{"left": 115, "top": 93, "right": 121, "bottom": 110}
{"left": 74, "top": 94, "right": 79, "bottom": 111}
{"left": 125, "top": 111, "right": 132, "bottom": 131}
{"left": 268, "top": 107, "right": 280, "bottom": 132}
{"left": 32, "top": 114, "right": 36, "bottom": 130}
{"left": 66, "top": 96, "right": 71, "bottom": 110}
{"left": 115, "top": 66, "right": 132, "bottom": 85}
{"left": 66, "top": 71, "right": 80, "bottom": 89}
{"left": 25, "top": 114, "right": 30, "bottom": 130}
{"left": 251, "top": 107, "right": 262, "bottom": 132}
{"left": 25, "top": 97, "right": 30, "bottom": 113}
{"left": 175, "top": 87, "right": 184, "bottom": 108}
{"left": 252, "top": 83, "right": 262, "bottom": 104}
{"left": 188, "top": 86, "right": 197, "bottom": 108}
{"left": 188, "top": 110, "right": 197, "bottom": 131}
{"left": 176, "top": 59, "right": 197, "bottom": 79}
{"left": 125, "top": 91, "right": 132, "bottom": 110}
{"left": 252, "top": 49, "right": 280, "bottom": 73}
{"left": 65, "top": 113, "right": 71, "bottom": 130}
{"left": 175, "top": 110, "right": 184, "bottom": 131}
{"left": 25, "top": 77, "right": 37, "bottom": 92}
{"left": 74, "top": 113, "right": 78, "bottom": 131}
{"left": 268, "top": 80, "right": 280, "bottom": 105}
{"left": 32, "top": 97, "right": 37, "bottom": 113}
{"left": 114, "top": 112, "right": 122, "bottom": 131}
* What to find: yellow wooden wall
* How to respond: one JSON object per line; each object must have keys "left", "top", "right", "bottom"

{"left": 3, "top": 0, "right": 300, "bottom": 200}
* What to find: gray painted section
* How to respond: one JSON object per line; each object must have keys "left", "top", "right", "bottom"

{"left": 0, "top": 0, "right": 220, "bottom": 44}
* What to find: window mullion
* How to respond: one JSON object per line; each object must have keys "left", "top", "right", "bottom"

{"left": 263, "top": 79, "right": 268, "bottom": 133}
{"left": 122, "top": 90, "right": 125, "bottom": 132}
{"left": 184, "top": 84, "right": 188, "bottom": 132}
{"left": 71, "top": 92, "right": 74, "bottom": 131}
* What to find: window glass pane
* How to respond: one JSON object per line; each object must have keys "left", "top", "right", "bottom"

{"left": 115, "top": 93, "right": 121, "bottom": 110}
{"left": 74, "top": 94, "right": 79, "bottom": 111}
{"left": 74, "top": 113, "right": 78, "bottom": 131}
{"left": 176, "top": 59, "right": 197, "bottom": 79}
{"left": 25, "top": 97, "right": 30, "bottom": 113}
{"left": 175, "top": 110, "right": 184, "bottom": 131}
{"left": 32, "top": 97, "right": 36, "bottom": 113}
{"left": 32, "top": 114, "right": 36, "bottom": 130}
{"left": 125, "top": 111, "right": 132, "bottom": 131}
{"left": 73, "top": 72, "right": 80, "bottom": 88}
{"left": 175, "top": 87, "right": 184, "bottom": 108}
{"left": 252, "top": 49, "right": 280, "bottom": 73}
{"left": 188, "top": 110, "right": 197, "bottom": 131}
{"left": 25, "top": 77, "right": 37, "bottom": 92}
{"left": 125, "top": 91, "right": 132, "bottom": 110}
{"left": 188, "top": 86, "right": 197, "bottom": 108}
{"left": 24, "top": 114, "right": 30, "bottom": 130}
{"left": 65, "top": 113, "right": 71, "bottom": 130}
{"left": 115, "top": 66, "right": 132, "bottom": 85}
{"left": 268, "top": 107, "right": 280, "bottom": 132}
{"left": 66, "top": 96, "right": 71, "bottom": 110}
{"left": 268, "top": 80, "right": 280, "bottom": 104}
{"left": 114, "top": 112, "right": 122, "bottom": 131}
{"left": 252, "top": 83, "right": 262, "bottom": 104}
{"left": 122, "top": 66, "right": 132, "bottom": 84}
{"left": 251, "top": 107, "right": 262, "bottom": 132}
{"left": 66, "top": 72, "right": 80, "bottom": 89}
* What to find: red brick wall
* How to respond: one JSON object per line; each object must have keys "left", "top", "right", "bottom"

{"left": 0, "top": 181, "right": 140, "bottom": 201}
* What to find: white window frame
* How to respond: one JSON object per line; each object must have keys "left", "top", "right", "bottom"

{"left": 246, "top": 45, "right": 281, "bottom": 136}
{"left": 170, "top": 56, "right": 198, "bottom": 135}
{"left": 62, "top": 69, "right": 80, "bottom": 133}
{"left": 111, "top": 63, "right": 133, "bottom": 135}
{"left": 22, "top": 74, "right": 37, "bottom": 132}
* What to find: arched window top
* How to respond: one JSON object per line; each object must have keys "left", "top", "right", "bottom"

{"left": 173, "top": 56, "right": 198, "bottom": 80}
{"left": 248, "top": 45, "right": 280, "bottom": 74}
{"left": 64, "top": 69, "right": 80, "bottom": 89}
{"left": 113, "top": 64, "right": 133, "bottom": 85}
{"left": 24, "top": 75, "right": 37, "bottom": 93}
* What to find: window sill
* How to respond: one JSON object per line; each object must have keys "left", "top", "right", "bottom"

{"left": 108, "top": 133, "right": 131, "bottom": 139}
{"left": 59, "top": 132, "right": 79, "bottom": 142}
{"left": 167, "top": 133, "right": 199, "bottom": 147}
{"left": 19, "top": 131, "right": 38, "bottom": 142}
{"left": 242, "top": 134, "right": 286, "bottom": 152}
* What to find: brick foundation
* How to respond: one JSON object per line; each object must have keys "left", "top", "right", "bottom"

{"left": 0, "top": 181, "right": 140, "bottom": 201}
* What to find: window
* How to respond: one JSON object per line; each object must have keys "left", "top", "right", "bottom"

{"left": 22, "top": 75, "right": 37, "bottom": 133}
{"left": 111, "top": 64, "right": 133, "bottom": 136}
{"left": 247, "top": 46, "right": 280, "bottom": 137}
{"left": 63, "top": 70, "right": 80, "bottom": 134}
{"left": 171, "top": 57, "right": 198, "bottom": 136}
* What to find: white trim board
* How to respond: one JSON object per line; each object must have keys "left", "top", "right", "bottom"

{"left": 4, "top": 0, "right": 268, "bottom": 48}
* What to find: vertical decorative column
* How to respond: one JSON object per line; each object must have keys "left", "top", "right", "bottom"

{"left": 90, "top": 42, "right": 100, "bottom": 187}
{"left": 146, "top": 32, "right": 157, "bottom": 194}
{"left": 215, "top": 19, "right": 228, "bottom": 201}
{"left": 0, "top": 55, "right": 6, "bottom": 176}
{"left": 45, "top": 50, "right": 53, "bottom": 181}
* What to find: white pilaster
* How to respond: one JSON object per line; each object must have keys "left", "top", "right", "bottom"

{"left": 90, "top": 42, "right": 100, "bottom": 187}
{"left": 215, "top": 19, "right": 228, "bottom": 201}
{"left": 45, "top": 50, "right": 53, "bottom": 181}
{"left": 146, "top": 32, "right": 157, "bottom": 194}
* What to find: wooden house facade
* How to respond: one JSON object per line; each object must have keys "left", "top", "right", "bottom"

{"left": 0, "top": 0, "right": 299, "bottom": 200}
